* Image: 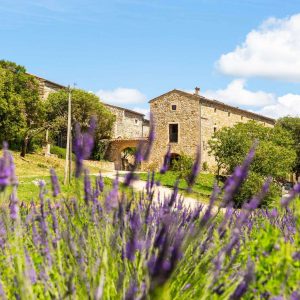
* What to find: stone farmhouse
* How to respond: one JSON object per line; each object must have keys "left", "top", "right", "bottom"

{"left": 33, "top": 74, "right": 275, "bottom": 171}
{"left": 146, "top": 88, "right": 275, "bottom": 171}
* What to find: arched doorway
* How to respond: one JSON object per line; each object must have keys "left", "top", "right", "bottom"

{"left": 121, "top": 147, "right": 137, "bottom": 171}
{"left": 105, "top": 138, "right": 149, "bottom": 171}
{"left": 170, "top": 153, "right": 180, "bottom": 169}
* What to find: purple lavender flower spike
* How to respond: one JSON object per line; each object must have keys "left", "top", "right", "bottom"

{"left": 123, "top": 169, "right": 138, "bottom": 187}
{"left": 160, "top": 146, "right": 171, "bottom": 174}
{"left": 292, "top": 252, "right": 300, "bottom": 261}
{"left": 25, "top": 248, "right": 37, "bottom": 284}
{"left": 0, "top": 219, "right": 6, "bottom": 250}
{"left": 105, "top": 174, "right": 119, "bottom": 211}
{"left": 0, "top": 278, "right": 6, "bottom": 300}
{"left": 98, "top": 172, "right": 104, "bottom": 192}
{"left": 9, "top": 187, "right": 19, "bottom": 221}
{"left": 0, "top": 142, "right": 17, "bottom": 192}
{"left": 84, "top": 169, "right": 92, "bottom": 204}
{"left": 187, "top": 146, "right": 201, "bottom": 191}
{"left": 48, "top": 200, "right": 59, "bottom": 241}
{"left": 200, "top": 183, "right": 220, "bottom": 226}
{"left": 222, "top": 143, "right": 257, "bottom": 207}
{"left": 73, "top": 118, "right": 96, "bottom": 178}
{"left": 230, "top": 259, "right": 254, "bottom": 300}
{"left": 242, "top": 177, "right": 272, "bottom": 212}
{"left": 125, "top": 281, "right": 138, "bottom": 300}
{"left": 50, "top": 168, "right": 60, "bottom": 197}
{"left": 291, "top": 291, "right": 300, "bottom": 300}
{"left": 146, "top": 171, "right": 150, "bottom": 194}
{"left": 281, "top": 182, "right": 300, "bottom": 208}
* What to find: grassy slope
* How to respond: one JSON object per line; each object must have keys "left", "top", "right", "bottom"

{"left": 4, "top": 150, "right": 112, "bottom": 202}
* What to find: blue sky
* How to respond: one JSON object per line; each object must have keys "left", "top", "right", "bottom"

{"left": 1, "top": 0, "right": 300, "bottom": 118}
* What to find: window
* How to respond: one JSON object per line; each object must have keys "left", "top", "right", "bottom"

{"left": 171, "top": 104, "right": 177, "bottom": 111}
{"left": 241, "top": 116, "right": 244, "bottom": 120}
{"left": 228, "top": 112, "right": 231, "bottom": 117}
{"left": 214, "top": 108, "right": 217, "bottom": 113}
{"left": 134, "top": 119, "right": 138, "bottom": 125}
{"left": 214, "top": 127, "right": 217, "bottom": 133}
{"left": 169, "top": 124, "right": 178, "bottom": 143}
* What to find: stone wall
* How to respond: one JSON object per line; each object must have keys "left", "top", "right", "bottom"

{"left": 105, "top": 104, "right": 149, "bottom": 139}
{"left": 200, "top": 101, "right": 273, "bottom": 168}
{"left": 146, "top": 92, "right": 201, "bottom": 170}
{"left": 35, "top": 77, "right": 65, "bottom": 100}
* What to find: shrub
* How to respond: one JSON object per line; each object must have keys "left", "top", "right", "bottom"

{"left": 232, "top": 172, "right": 281, "bottom": 208}
{"left": 171, "top": 153, "right": 194, "bottom": 180}
{"left": 50, "top": 145, "right": 75, "bottom": 160}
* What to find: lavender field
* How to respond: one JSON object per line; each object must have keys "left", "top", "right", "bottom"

{"left": 0, "top": 124, "right": 300, "bottom": 300}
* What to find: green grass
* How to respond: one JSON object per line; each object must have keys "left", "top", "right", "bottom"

{"left": 2, "top": 150, "right": 113, "bottom": 202}
{"left": 137, "top": 171, "right": 217, "bottom": 203}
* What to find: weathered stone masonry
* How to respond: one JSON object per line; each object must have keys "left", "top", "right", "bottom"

{"left": 145, "top": 89, "right": 275, "bottom": 171}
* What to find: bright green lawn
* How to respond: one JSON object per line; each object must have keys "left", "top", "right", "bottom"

{"left": 137, "top": 171, "right": 218, "bottom": 203}
{"left": 1, "top": 150, "right": 112, "bottom": 202}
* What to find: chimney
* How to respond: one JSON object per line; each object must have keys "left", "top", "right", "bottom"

{"left": 194, "top": 86, "right": 200, "bottom": 96}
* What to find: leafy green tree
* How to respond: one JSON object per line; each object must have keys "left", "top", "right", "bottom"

{"left": 209, "top": 121, "right": 296, "bottom": 179}
{"left": 0, "top": 60, "right": 46, "bottom": 156}
{"left": 45, "top": 89, "right": 115, "bottom": 159}
{"left": 208, "top": 121, "right": 296, "bottom": 207}
{"left": 276, "top": 117, "right": 300, "bottom": 181}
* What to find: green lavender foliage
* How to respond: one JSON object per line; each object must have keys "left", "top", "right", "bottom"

{"left": 0, "top": 142, "right": 300, "bottom": 299}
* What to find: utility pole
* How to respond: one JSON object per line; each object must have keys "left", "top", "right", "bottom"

{"left": 64, "top": 85, "right": 72, "bottom": 185}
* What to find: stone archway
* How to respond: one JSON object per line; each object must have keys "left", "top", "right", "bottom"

{"left": 105, "top": 138, "right": 148, "bottom": 170}
{"left": 121, "top": 147, "right": 137, "bottom": 171}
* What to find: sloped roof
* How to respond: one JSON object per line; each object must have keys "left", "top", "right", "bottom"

{"left": 28, "top": 73, "right": 67, "bottom": 89}
{"left": 149, "top": 89, "right": 275, "bottom": 124}
{"left": 104, "top": 103, "right": 145, "bottom": 117}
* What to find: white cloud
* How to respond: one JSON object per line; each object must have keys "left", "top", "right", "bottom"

{"left": 258, "top": 93, "right": 300, "bottom": 118}
{"left": 203, "top": 79, "right": 275, "bottom": 107}
{"left": 217, "top": 14, "right": 300, "bottom": 82}
{"left": 201, "top": 80, "right": 300, "bottom": 119}
{"left": 96, "top": 88, "right": 147, "bottom": 105}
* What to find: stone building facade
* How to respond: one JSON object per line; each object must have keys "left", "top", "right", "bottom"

{"left": 105, "top": 103, "right": 149, "bottom": 139}
{"left": 146, "top": 89, "right": 275, "bottom": 171}
{"left": 30, "top": 74, "right": 66, "bottom": 100}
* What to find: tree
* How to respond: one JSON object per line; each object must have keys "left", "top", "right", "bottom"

{"left": 209, "top": 121, "right": 296, "bottom": 179}
{"left": 276, "top": 117, "right": 300, "bottom": 181}
{"left": 0, "top": 60, "right": 46, "bottom": 156}
{"left": 208, "top": 121, "right": 296, "bottom": 207}
{"left": 45, "top": 89, "right": 115, "bottom": 159}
